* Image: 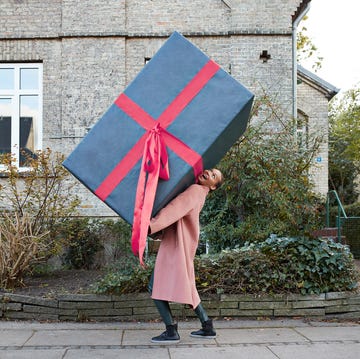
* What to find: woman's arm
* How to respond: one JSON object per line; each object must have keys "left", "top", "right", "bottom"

{"left": 149, "top": 185, "right": 206, "bottom": 234}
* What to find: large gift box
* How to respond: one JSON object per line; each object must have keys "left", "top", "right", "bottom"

{"left": 63, "top": 31, "right": 254, "bottom": 262}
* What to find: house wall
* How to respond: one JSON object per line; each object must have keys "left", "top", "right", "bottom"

{"left": 297, "top": 80, "right": 330, "bottom": 196}
{"left": 0, "top": 0, "right": 319, "bottom": 217}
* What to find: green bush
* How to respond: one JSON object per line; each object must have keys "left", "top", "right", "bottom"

{"left": 344, "top": 202, "right": 360, "bottom": 217}
{"left": 342, "top": 218, "right": 360, "bottom": 259}
{"left": 200, "top": 121, "right": 324, "bottom": 252}
{"left": 60, "top": 218, "right": 133, "bottom": 270}
{"left": 328, "top": 86, "right": 360, "bottom": 205}
{"left": 98, "top": 219, "right": 132, "bottom": 265}
{"left": 328, "top": 202, "right": 360, "bottom": 227}
{"left": 196, "top": 236, "right": 358, "bottom": 295}
{"left": 92, "top": 256, "right": 155, "bottom": 295}
{"left": 93, "top": 236, "right": 359, "bottom": 296}
{"left": 61, "top": 218, "right": 103, "bottom": 269}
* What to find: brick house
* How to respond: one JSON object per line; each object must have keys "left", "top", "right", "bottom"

{"left": 297, "top": 65, "right": 338, "bottom": 195}
{"left": 0, "top": 0, "right": 337, "bottom": 217}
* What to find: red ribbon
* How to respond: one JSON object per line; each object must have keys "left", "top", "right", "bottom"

{"left": 94, "top": 60, "right": 220, "bottom": 264}
{"left": 131, "top": 123, "right": 169, "bottom": 264}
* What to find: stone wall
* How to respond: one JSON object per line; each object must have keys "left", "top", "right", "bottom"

{"left": 1, "top": 291, "right": 359, "bottom": 322}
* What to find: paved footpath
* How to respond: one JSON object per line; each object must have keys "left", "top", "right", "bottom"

{"left": 0, "top": 318, "right": 359, "bottom": 359}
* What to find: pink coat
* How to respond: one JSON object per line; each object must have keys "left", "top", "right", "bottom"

{"left": 149, "top": 184, "right": 209, "bottom": 308}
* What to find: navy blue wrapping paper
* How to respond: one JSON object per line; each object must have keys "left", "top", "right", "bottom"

{"left": 63, "top": 31, "right": 254, "bottom": 224}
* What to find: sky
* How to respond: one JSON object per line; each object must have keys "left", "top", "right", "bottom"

{"left": 300, "top": 0, "right": 360, "bottom": 94}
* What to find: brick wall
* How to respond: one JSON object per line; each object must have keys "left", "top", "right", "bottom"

{"left": 0, "top": 0, "right": 327, "bottom": 217}
{"left": 0, "top": 0, "right": 61, "bottom": 38}
{"left": 297, "top": 80, "right": 330, "bottom": 196}
{"left": 224, "top": 0, "right": 300, "bottom": 33}
{"left": 61, "top": 0, "right": 126, "bottom": 35}
{"left": 126, "top": 0, "right": 231, "bottom": 35}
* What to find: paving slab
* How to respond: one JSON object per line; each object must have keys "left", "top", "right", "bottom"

{"left": 122, "top": 328, "right": 217, "bottom": 346}
{"left": 213, "top": 319, "right": 311, "bottom": 328}
{"left": 269, "top": 343, "right": 360, "bottom": 359}
{"left": 25, "top": 329, "right": 122, "bottom": 346}
{"left": 64, "top": 348, "right": 170, "bottom": 359}
{"left": 0, "top": 318, "right": 310, "bottom": 330}
{"left": 0, "top": 319, "right": 359, "bottom": 359}
{"left": 0, "top": 330, "right": 34, "bottom": 346}
{"left": 0, "top": 320, "right": 144, "bottom": 330}
{"left": 170, "top": 346, "right": 277, "bottom": 359}
{"left": 295, "top": 326, "right": 360, "bottom": 342}
{"left": 215, "top": 328, "right": 309, "bottom": 344}
{"left": 0, "top": 349, "right": 65, "bottom": 359}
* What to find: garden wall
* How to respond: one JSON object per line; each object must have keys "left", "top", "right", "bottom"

{"left": 1, "top": 291, "right": 360, "bottom": 322}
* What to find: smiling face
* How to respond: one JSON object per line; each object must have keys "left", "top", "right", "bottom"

{"left": 197, "top": 168, "right": 223, "bottom": 191}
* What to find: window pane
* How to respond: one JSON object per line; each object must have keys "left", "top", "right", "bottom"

{"left": 0, "top": 68, "right": 14, "bottom": 90}
{"left": 0, "top": 98, "right": 12, "bottom": 163}
{"left": 20, "top": 68, "right": 39, "bottom": 90}
{"left": 20, "top": 95, "right": 38, "bottom": 166}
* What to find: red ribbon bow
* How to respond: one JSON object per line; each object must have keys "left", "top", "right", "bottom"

{"left": 131, "top": 123, "right": 170, "bottom": 265}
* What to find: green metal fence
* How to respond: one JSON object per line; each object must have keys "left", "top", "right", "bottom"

{"left": 341, "top": 217, "right": 360, "bottom": 259}
{"left": 326, "top": 190, "right": 360, "bottom": 259}
{"left": 326, "top": 190, "right": 347, "bottom": 240}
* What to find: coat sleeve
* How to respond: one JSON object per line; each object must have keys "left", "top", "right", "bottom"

{"left": 149, "top": 185, "right": 204, "bottom": 234}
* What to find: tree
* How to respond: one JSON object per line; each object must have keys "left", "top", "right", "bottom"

{"left": 200, "top": 95, "right": 324, "bottom": 252}
{"left": 297, "top": 16, "right": 323, "bottom": 72}
{"left": 330, "top": 87, "right": 360, "bottom": 165}
{"left": 328, "top": 86, "right": 360, "bottom": 204}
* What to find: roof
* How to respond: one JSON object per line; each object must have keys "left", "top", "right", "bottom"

{"left": 297, "top": 64, "right": 340, "bottom": 100}
{"left": 292, "top": 0, "right": 312, "bottom": 22}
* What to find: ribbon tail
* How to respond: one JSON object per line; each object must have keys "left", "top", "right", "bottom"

{"left": 131, "top": 160, "right": 147, "bottom": 257}
{"left": 131, "top": 129, "right": 167, "bottom": 266}
{"left": 137, "top": 169, "right": 160, "bottom": 266}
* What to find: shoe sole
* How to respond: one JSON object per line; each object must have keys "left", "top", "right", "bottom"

{"left": 190, "top": 334, "right": 216, "bottom": 339}
{"left": 151, "top": 339, "right": 180, "bottom": 344}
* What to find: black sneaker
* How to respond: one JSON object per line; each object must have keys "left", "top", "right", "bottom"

{"left": 151, "top": 324, "right": 180, "bottom": 344}
{"left": 190, "top": 319, "right": 216, "bottom": 339}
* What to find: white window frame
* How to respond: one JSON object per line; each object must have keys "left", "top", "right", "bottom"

{"left": 296, "top": 110, "right": 309, "bottom": 152}
{"left": 0, "top": 63, "right": 43, "bottom": 170}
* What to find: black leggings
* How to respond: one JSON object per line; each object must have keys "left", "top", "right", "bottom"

{"left": 148, "top": 271, "right": 209, "bottom": 326}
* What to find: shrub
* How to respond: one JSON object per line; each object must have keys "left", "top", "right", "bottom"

{"left": 61, "top": 218, "right": 103, "bottom": 269}
{"left": 343, "top": 202, "right": 360, "bottom": 217}
{"left": 195, "top": 236, "right": 359, "bottom": 295}
{"left": 59, "top": 217, "right": 134, "bottom": 270}
{"left": 98, "top": 219, "right": 133, "bottom": 265}
{"left": 0, "top": 212, "right": 49, "bottom": 288}
{"left": 93, "top": 236, "right": 358, "bottom": 296}
{"left": 200, "top": 122, "right": 324, "bottom": 252}
{"left": 0, "top": 149, "right": 80, "bottom": 287}
{"left": 92, "top": 256, "right": 155, "bottom": 295}
{"left": 60, "top": 218, "right": 133, "bottom": 270}
{"left": 328, "top": 202, "right": 360, "bottom": 227}
{"left": 0, "top": 149, "right": 80, "bottom": 252}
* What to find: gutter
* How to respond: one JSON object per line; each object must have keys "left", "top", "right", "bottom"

{"left": 292, "top": 1, "right": 311, "bottom": 135}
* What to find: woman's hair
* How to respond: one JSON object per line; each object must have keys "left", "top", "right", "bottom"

{"left": 213, "top": 171, "right": 224, "bottom": 190}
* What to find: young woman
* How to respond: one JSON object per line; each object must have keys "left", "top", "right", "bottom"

{"left": 148, "top": 168, "right": 224, "bottom": 343}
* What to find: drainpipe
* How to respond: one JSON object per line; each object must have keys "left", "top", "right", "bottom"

{"left": 292, "top": 2, "right": 311, "bottom": 140}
